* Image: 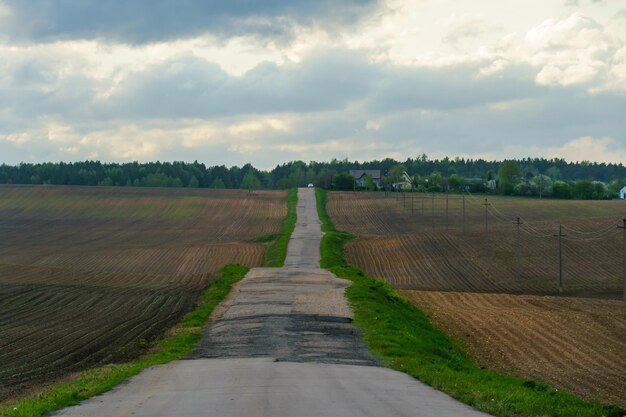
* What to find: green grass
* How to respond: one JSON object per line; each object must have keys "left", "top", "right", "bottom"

{"left": 315, "top": 188, "right": 625, "bottom": 417}
{"left": 0, "top": 264, "right": 249, "bottom": 417}
{"left": 263, "top": 188, "right": 297, "bottom": 267}
{"left": 247, "top": 233, "right": 279, "bottom": 243}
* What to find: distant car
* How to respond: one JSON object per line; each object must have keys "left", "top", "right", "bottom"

{"left": 307, "top": 183, "right": 314, "bottom": 188}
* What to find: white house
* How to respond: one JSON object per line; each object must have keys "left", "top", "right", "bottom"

{"left": 620, "top": 185, "right": 626, "bottom": 200}
{"left": 392, "top": 171, "right": 413, "bottom": 190}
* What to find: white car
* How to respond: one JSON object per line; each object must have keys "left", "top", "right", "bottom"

{"left": 307, "top": 183, "right": 314, "bottom": 188}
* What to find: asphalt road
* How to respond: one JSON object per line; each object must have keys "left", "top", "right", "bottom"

{"left": 52, "top": 187, "right": 491, "bottom": 417}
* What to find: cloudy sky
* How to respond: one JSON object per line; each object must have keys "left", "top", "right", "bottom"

{"left": 1, "top": 0, "right": 625, "bottom": 168}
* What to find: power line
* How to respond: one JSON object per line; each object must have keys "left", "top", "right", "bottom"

{"left": 554, "top": 224, "right": 567, "bottom": 294}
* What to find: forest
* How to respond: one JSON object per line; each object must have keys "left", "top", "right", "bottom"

{"left": 0, "top": 155, "right": 625, "bottom": 199}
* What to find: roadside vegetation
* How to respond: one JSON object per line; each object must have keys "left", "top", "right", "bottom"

{"left": 0, "top": 265, "right": 249, "bottom": 417}
{"left": 263, "top": 188, "right": 297, "bottom": 267}
{"left": 316, "top": 188, "right": 625, "bottom": 417}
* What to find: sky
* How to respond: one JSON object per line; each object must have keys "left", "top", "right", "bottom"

{"left": 0, "top": 0, "right": 625, "bottom": 169}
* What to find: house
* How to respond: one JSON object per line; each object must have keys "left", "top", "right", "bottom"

{"left": 349, "top": 170, "right": 381, "bottom": 189}
{"left": 392, "top": 171, "right": 413, "bottom": 190}
{"left": 620, "top": 185, "right": 626, "bottom": 200}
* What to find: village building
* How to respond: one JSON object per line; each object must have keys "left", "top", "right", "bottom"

{"left": 620, "top": 185, "right": 626, "bottom": 200}
{"left": 392, "top": 171, "right": 413, "bottom": 190}
{"left": 349, "top": 170, "right": 381, "bottom": 189}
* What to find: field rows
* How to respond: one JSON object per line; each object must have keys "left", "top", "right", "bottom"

{"left": 331, "top": 191, "right": 623, "bottom": 298}
{"left": 0, "top": 284, "right": 189, "bottom": 399}
{"left": 402, "top": 291, "right": 626, "bottom": 407}
{"left": 345, "top": 229, "right": 622, "bottom": 296}
{"left": 328, "top": 191, "right": 626, "bottom": 407}
{"left": 0, "top": 185, "right": 287, "bottom": 402}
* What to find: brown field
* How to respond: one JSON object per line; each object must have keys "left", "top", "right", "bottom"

{"left": 402, "top": 291, "right": 626, "bottom": 407}
{"left": 0, "top": 185, "right": 286, "bottom": 402}
{"left": 331, "top": 191, "right": 624, "bottom": 298}
{"left": 328, "top": 191, "right": 626, "bottom": 407}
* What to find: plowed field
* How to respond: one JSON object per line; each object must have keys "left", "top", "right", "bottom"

{"left": 328, "top": 191, "right": 626, "bottom": 407}
{"left": 0, "top": 185, "right": 286, "bottom": 402}
{"left": 330, "top": 192, "right": 624, "bottom": 298}
{"left": 402, "top": 291, "right": 626, "bottom": 407}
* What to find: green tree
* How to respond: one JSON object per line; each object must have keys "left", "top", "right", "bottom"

{"left": 573, "top": 180, "right": 594, "bottom": 199}
{"left": 187, "top": 176, "right": 199, "bottom": 188}
{"left": 530, "top": 174, "right": 552, "bottom": 197}
{"left": 98, "top": 177, "right": 113, "bottom": 186}
{"left": 608, "top": 179, "right": 625, "bottom": 198}
{"left": 385, "top": 164, "right": 406, "bottom": 188}
{"left": 211, "top": 177, "right": 226, "bottom": 188}
{"left": 427, "top": 171, "right": 442, "bottom": 191}
{"left": 592, "top": 181, "right": 606, "bottom": 200}
{"left": 552, "top": 181, "right": 573, "bottom": 199}
{"left": 448, "top": 174, "right": 466, "bottom": 191}
{"left": 332, "top": 173, "right": 355, "bottom": 191}
{"left": 364, "top": 174, "right": 376, "bottom": 191}
{"left": 546, "top": 166, "right": 561, "bottom": 180}
{"left": 498, "top": 160, "right": 522, "bottom": 195}
{"left": 277, "top": 178, "right": 295, "bottom": 189}
{"left": 240, "top": 170, "right": 261, "bottom": 189}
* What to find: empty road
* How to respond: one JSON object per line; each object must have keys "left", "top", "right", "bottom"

{"left": 52, "top": 187, "right": 491, "bottom": 417}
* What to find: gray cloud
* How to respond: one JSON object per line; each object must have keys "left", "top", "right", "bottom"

{"left": 96, "top": 50, "right": 381, "bottom": 119}
{"left": 1, "top": 46, "right": 625, "bottom": 166}
{"left": 1, "top": 0, "right": 378, "bottom": 44}
{"left": 0, "top": 61, "right": 95, "bottom": 130}
{"left": 367, "top": 64, "right": 542, "bottom": 112}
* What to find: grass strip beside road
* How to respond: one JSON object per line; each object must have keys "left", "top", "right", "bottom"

{"left": 315, "top": 188, "right": 625, "bottom": 417}
{"left": 264, "top": 188, "right": 297, "bottom": 267}
{"left": 0, "top": 264, "right": 249, "bottom": 417}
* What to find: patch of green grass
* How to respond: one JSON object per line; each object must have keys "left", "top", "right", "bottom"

{"left": 0, "top": 264, "right": 249, "bottom": 417}
{"left": 263, "top": 188, "right": 297, "bottom": 267}
{"left": 315, "top": 187, "right": 354, "bottom": 269}
{"left": 316, "top": 188, "right": 625, "bottom": 417}
{"left": 247, "top": 233, "right": 279, "bottom": 243}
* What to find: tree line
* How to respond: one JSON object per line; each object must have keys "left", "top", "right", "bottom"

{"left": 0, "top": 156, "right": 624, "bottom": 199}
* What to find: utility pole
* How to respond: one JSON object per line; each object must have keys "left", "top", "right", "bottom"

{"left": 411, "top": 193, "right": 414, "bottom": 216}
{"left": 483, "top": 198, "right": 490, "bottom": 237}
{"left": 431, "top": 192, "right": 435, "bottom": 230}
{"left": 617, "top": 217, "right": 626, "bottom": 301}
{"left": 462, "top": 194, "right": 466, "bottom": 234}
{"left": 445, "top": 193, "right": 449, "bottom": 232}
{"left": 554, "top": 224, "right": 566, "bottom": 294}
{"left": 514, "top": 216, "right": 523, "bottom": 280}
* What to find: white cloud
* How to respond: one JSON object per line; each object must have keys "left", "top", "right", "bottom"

{"left": 524, "top": 13, "right": 618, "bottom": 86}
{"left": 335, "top": 3, "right": 624, "bottom": 91}
{"left": 542, "top": 136, "right": 626, "bottom": 164}
{"left": 442, "top": 14, "right": 488, "bottom": 45}
{"left": 365, "top": 120, "right": 382, "bottom": 130}
{"left": 595, "top": 45, "right": 626, "bottom": 92}
{"left": 14, "top": 115, "right": 298, "bottom": 162}
{"left": 0, "top": 132, "right": 31, "bottom": 144}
